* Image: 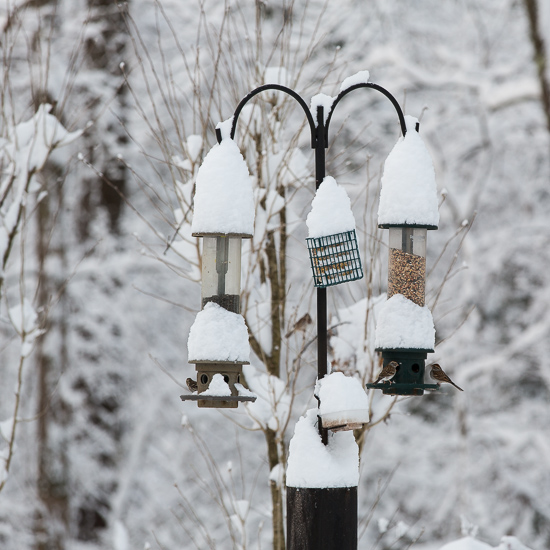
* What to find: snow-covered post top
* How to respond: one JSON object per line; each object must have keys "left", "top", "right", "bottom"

{"left": 315, "top": 372, "right": 370, "bottom": 431}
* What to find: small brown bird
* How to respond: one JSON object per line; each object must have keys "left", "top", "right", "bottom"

{"left": 285, "top": 313, "right": 312, "bottom": 338}
{"left": 429, "top": 363, "right": 463, "bottom": 391}
{"left": 186, "top": 378, "right": 198, "bottom": 392}
{"left": 375, "top": 361, "right": 399, "bottom": 384}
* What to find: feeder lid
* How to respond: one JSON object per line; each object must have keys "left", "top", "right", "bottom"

{"left": 374, "top": 294, "right": 435, "bottom": 351}
{"left": 187, "top": 302, "right": 250, "bottom": 363}
{"left": 192, "top": 138, "right": 255, "bottom": 237}
{"left": 378, "top": 115, "right": 439, "bottom": 229}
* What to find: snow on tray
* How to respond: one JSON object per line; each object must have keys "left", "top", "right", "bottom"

{"left": 286, "top": 409, "right": 359, "bottom": 488}
{"left": 339, "top": 70, "right": 370, "bottom": 93}
{"left": 374, "top": 294, "right": 435, "bottom": 350}
{"left": 187, "top": 302, "right": 250, "bottom": 363}
{"left": 306, "top": 176, "right": 356, "bottom": 238}
{"left": 316, "top": 372, "right": 369, "bottom": 426}
{"left": 378, "top": 115, "right": 439, "bottom": 227}
{"left": 192, "top": 137, "right": 254, "bottom": 236}
{"left": 201, "top": 373, "right": 232, "bottom": 396}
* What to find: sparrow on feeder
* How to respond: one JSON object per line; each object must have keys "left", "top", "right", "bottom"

{"left": 374, "top": 360, "right": 399, "bottom": 384}
{"left": 429, "top": 364, "right": 463, "bottom": 391}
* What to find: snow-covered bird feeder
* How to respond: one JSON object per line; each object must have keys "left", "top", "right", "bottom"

{"left": 181, "top": 303, "right": 256, "bottom": 408}
{"left": 368, "top": 116, "right": 440, "bottom": 395}
{"left": 181, "top": 136, "right": 257, "bottom": 408}
{"left": 306, "top": 176, "right": 363, "bottom": 288}
{"left": 315, "top": 372, "right": 369, "bottom": 432}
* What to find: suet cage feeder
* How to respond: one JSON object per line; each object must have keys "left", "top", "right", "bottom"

{"left": 306, "top": 230, "right": 363, "bottom": 288}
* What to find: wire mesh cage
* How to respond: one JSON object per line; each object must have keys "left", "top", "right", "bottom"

{"left": 306, "top": 230, "right": 363, "bottom": 288}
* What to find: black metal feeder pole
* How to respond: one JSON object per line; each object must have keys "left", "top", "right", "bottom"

{"left": 220, "top": 82, "right": 407, "bottom": 550}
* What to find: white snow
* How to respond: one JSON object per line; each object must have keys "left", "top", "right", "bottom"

{"left": 378, "top": 115, "right": 439, "bottom": 227}
{"left": 185, "top": 134, "right": 203, "bottom": 163}
{"left": 264, "top": 66, "right": 288, "bottom": 86}
{"left": 439, "top": 537, "right": 493, "bottom": 550}
{"left": 6, "top": 104, "right": 82, "bottom": 174}
{"left": 286, "top": 409, "right": 359, "bottom": 488}
{"left": 306, "top": 176, "right": 356, "bottom": 238}
{"left": 192, "top": 137, "right": 255, "bottom": 236}
{"left": 315, "top": 371, "right": 369, "bottom": 427}
{"left": 113, "top": 520, "right": 129, "bottom": 550}
{"left": 374, "top": 294, "right": 435, "bottom": 350}
{"left": 201, "top": 373, "right": 232, "bottom": 396}
{"left": 243, "top": 364, "right": 290, "bottom": 432}
{"left": 215, "top": 117, "right": 234, "bottom": 141}
{"left": 310, "top": 93, "right": 334, "bottom": 125}
{"left": 0, "top": 417, "right": 14, "bottom": 442}
{"left": 187, "top": 302, "right": 250, "bottom": 363}
{"left": 339, "top": 70, "right": 370, "bottom": 93}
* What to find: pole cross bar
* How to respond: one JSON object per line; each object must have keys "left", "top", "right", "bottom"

{"left": 217, "top": 81, "right": 408, "bottom": 148}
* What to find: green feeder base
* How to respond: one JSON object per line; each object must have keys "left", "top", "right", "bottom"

{"left": 367, "top": 348, "right": 439, "bottom": 396}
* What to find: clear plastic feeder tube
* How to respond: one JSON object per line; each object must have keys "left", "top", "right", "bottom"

{"left": 201, "top": 236, "right": 242, "bottom": 313}
{"left": 388, "top": 227, "right": 427, "bottom": 306}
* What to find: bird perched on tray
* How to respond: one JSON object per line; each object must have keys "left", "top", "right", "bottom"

{"left": 186, "top": 378, "right": 198, "bottom": 393}
{"left": 429, "top": 363, "right": 463, "bottom": 391}
{"left": 374, "top": 360, "right": 399, "bottom": 384}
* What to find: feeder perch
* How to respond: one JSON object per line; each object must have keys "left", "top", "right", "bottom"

{"left": 306, "top": 231, "right": 363, "bottom": 288}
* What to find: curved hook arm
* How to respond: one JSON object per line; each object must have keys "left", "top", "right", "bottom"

{"left": 325, "top": 82, "right": 408, "bottom": 141}
{"left": 218, "top": 84, "right": 317, "bottom": 147}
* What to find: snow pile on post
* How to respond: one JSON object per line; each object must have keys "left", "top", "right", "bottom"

{"left": 374, "top": 294, "right": 435, "bottom": 350}
{"left": 187, "top": 302, "right": 250, "bottom": 362}
{"left": 316, "top": 372, "right": 369, "bottom": 427}
{"left": 378, "top": 115, "right": 439, "bottom": 227}
{"left": 191, "top": 138, "right": 255, "bottom": 236}
{"left": 306, "top": 176, "right": 356, "bottom": 238}
{"left": 309, "top": 94, "right": 334, "bottom": 125}
{"left": 286, "top": 409, "right": 359, "bottom": 488}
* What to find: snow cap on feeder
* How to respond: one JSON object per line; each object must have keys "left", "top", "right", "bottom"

{"left": 192, "top": 136, "right": 255, "bottom": 313}
{"left": 306, "top": 176, "right": 363, "bottom": 288}
{"left": 184, "top": 302, "right": 255, "bottom": 408}
{"left": 315, "top": 372, "right": 370, "bottom": 432}
{"left": 369, "top": 116, "right": 440, "bottom": 396}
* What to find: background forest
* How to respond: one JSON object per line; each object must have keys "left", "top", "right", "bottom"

{"left": 1, "top": 1, "right": 549, "bottom": 549}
